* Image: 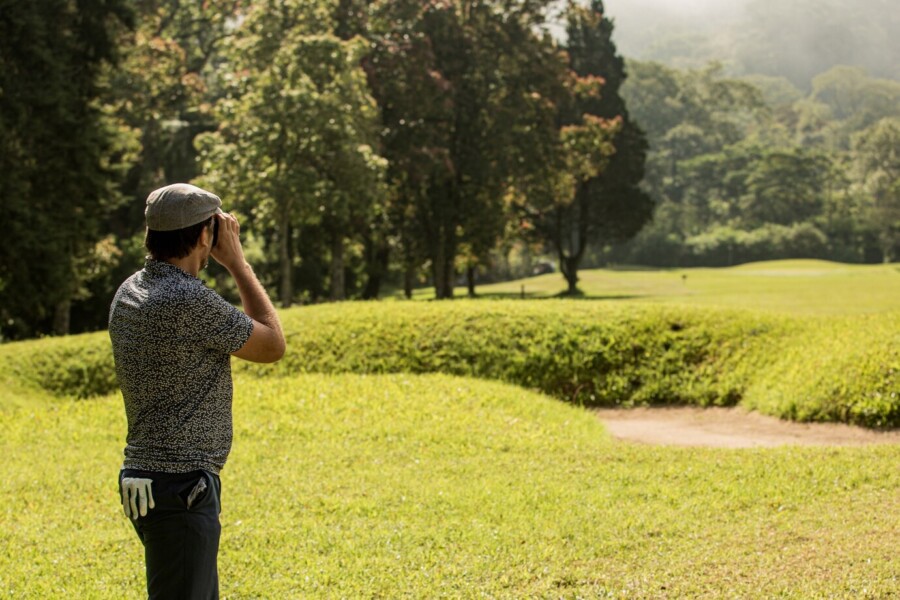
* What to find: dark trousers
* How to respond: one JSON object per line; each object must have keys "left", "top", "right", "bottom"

{"left": 119, "top": 469, "right": 222, "bottom": 600}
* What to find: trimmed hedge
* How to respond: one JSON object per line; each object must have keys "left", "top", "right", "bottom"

{"left": 2, "top": 301, "right": 898, "bottom": 427}
{"left": 0, "top": 332, "right": 118, "bottom": 401}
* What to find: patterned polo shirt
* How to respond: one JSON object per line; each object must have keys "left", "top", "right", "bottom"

{"left": 108, "top": 259, "right": 253, "bottom": 474}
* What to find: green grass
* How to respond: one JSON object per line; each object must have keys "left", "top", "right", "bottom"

{"left": 399, "top": 259, "right": 900, "bottom": 316}
{"left": 5, "top": 299, "right": 898, "bottom": 427}
{"left": 1, "top": 373, "right": 897, "bottom": 598}
{"left": 2, "top": 264, "right": 898, "bottom": 596}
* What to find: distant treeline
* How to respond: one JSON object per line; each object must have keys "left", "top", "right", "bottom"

{"left": 604, "top": 62, "right": 900, "bottom": 268}
{"left": 1, "top": 0, "right": 898, "bottom": 340}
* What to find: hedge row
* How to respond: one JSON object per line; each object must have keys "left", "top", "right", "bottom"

{"left": 2, "top": 301, "right": 898, "bottom": 427}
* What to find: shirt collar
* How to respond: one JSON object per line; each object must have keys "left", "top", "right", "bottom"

{"left": 144, "top": 258, "right": 199, "bottom": 281}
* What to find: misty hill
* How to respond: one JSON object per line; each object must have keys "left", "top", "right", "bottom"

{"left": 603, "top": 0, "right": 899, "bottom": 89}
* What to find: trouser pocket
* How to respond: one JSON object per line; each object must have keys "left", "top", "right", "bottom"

{"left": 184, "top": 476, "right": 208, "bottom": 509}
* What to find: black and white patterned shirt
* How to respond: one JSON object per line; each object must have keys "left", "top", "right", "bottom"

{"left": 108, "top": 259, "right": 253, "bottom": 474}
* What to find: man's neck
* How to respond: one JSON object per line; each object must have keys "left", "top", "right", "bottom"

{"left": 164, "top": 255, "right": 202, "bottom": 278}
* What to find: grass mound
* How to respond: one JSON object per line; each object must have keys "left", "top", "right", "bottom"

{"left": 2, "top": 301, "right": 899, "bottom": 427}
{"left": 0, "top": 373, "right": 897, "bottom": 597}
{"left": 0, "top": 332, "right": 117, "bottom": 405}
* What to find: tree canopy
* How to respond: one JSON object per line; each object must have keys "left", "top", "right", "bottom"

{"left": 1, "top": 0, "right": 896, "bottom": 339}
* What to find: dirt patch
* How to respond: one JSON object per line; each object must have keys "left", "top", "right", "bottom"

{"left": 595, "top": 406, "right": 900, "bottom": 448}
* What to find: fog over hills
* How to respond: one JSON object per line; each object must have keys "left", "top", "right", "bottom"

{"left": 555, "top": 0, "right": 899, "bottom": 88}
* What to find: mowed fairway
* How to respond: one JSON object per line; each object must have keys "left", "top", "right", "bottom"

{"left": 418, "top": 260, "right": 900, "bottom": 315}
{"left": 2, "top": 260, "right": 899, "bottom": 597}
{"left": 1, "top": 374, "right": 898, "bottom": 598}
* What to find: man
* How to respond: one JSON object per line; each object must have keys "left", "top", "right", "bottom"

{"left": 108, "top": 183, "right": 286, "bottom": 599}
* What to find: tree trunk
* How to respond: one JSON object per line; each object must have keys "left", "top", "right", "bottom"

{"left": 278, "top": 214, "right": 292, "bottom": 308}
{"left": 432, "top": 224, "right": 457, "bottom": 299}
{"left": 330, "top": 235, "right": 345, "bottom": 301}
{"left": 466, "top": 265, "right": 476, "bottom": 297}
{"left": 53, "top": 297, "right": 70, "bottom": 336}
{"left": 881, "top": 233, "right": 894, "bottom": 263}
{"left": 404, "top": 263, "right": 415, "bottom": 299}
{"left": 433, "top": 230, "right": 446, "bottom": 299}
{"left": 442, "top": 245, "right": 455, "bottom": 299}
{"left": 561, "top": 255, "right": 580, "bottom": 296}
{"left": 362, "top": 236, "right": 389, "bottom": 300}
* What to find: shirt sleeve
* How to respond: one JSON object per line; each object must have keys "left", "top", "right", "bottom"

{"left": 190, "top": 286, "right": 254, "bottom": 354}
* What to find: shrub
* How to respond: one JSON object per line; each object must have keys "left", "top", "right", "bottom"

{"left": 3, "top": 301, "right": 898, "bottom": 427}
{"left": 0, "top": 333, "right": 118, "bottom": 400}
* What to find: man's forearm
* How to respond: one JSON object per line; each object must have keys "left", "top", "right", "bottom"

{"left": 230, "top": 262, "right": 283, "bottom": 335}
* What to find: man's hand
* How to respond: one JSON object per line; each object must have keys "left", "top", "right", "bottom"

{"left": 210, "top": 212, "right": 247, "bottom": 274}
{"left": 121, "top": 477, "right": 155, "bottom": 520}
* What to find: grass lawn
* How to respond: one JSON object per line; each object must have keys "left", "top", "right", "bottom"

{"left": 394, "top": 260, "right": 900, "bottom": 316}
{"left": 1, "top": 374, "right": 897, "bottom": 598}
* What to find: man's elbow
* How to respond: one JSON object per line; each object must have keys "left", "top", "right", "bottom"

{"left": 232, "top": 332, "right": 286, "bottom": 363}
{"left": 258, "top": 337, "right": 286, "bottom": 363}
{"left": 268, "top": 338, "right": 287, "bottom": 362}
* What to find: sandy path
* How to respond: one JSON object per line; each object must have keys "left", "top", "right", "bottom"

{"left": 595, "top": 406, "right": 900, "bottom": 448}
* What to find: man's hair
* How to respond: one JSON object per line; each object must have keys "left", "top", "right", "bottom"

{"left": 145, "top": 217, "right": 213, "bottom": 261}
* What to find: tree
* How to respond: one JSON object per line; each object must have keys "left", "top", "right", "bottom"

{"left": 364, "top": 0, "right": 566, "bottom": 299}
{"left": 523, "top": 111, "right": 622, "bottom": 295}
{"left": 514, "top": 1, "right": 650, "bottom": 294}
{"left": 0, "top": 0, "right": 132, "bottom": 338}
{"left": 853, "top": 118, "right": 900, "bottom": 262}
{"left": 617, "top": 60, "right": 768, "bottom": 265}
{"left": 736, "top": 0, "right": 900, "bottom": 88}
{"left": 104, "top": 0, "right": 240, "bottom": 203}
{"left": 198, "top": 1, "right": 386, "bottom": 306}
{"left": 742, "top": 149, "right": 832, "bottom": 227}
{"left": 807, "top": 66, "right": 900, "bottom": 149}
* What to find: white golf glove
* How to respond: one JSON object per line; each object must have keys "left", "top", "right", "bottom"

{"left": 121, "top": 477, "right": 155, "bottom": 520}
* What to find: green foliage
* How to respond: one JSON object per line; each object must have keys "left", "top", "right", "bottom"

{"left": 197, "top": 5, "right": 387, "bottom": 306}
{"left": 510, "top": 1, "right": 651, "bottom": 296}
{"left": 685, "top": 222, "right": 829, "bottom": 266}
{"left": 1, "top": 374, "right": 898, "bottom": 596}
{"left": 240, "top": 301, "right": 767, "bottom": 410}
{"left": 362, "top": 0, "right": 570, "bottom": 299}
{"left": 0, "top": 0, "right": 133, "bottom": 339}
{"left": 852, "top": 117, "right": 900, "bottom": 262}
{"left": 745, "top": 314, "right": 900, "bottom": 427}
{"left": 6, "top": 289, "right": 900, "bottom": 427}
{"left": 0, "top": 333, "right": 117, "bottom": 401}
{"left": 617, "top": 60, "right": 899, "bottom": 267}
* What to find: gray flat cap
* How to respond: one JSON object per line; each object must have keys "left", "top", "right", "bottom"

{"left": 145, "top": 183, "right": 224, "bottom": 231}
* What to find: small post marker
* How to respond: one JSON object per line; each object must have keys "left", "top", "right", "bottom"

{"left": 521, "top": 284, "right": 525, "bottom": 299}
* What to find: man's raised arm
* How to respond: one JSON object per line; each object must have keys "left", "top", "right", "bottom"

{"left": 212, "top": 213, "right": 286, "bottom": 363}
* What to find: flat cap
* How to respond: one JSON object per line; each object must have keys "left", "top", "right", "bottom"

{"left": 145, "top": 183, "right": 224, "bottom": 231}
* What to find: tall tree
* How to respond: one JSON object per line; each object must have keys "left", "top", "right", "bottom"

{"left": 365, "top": 0, "right": 566, "bottom": 299}
{"left": 105, "top": 1, "right": 240, "bottom": 205}
{"left": 742, "top": 149, "right": 831, "bottom": 227}
{"left": 198, "top": 0, "right": 386, "bottom": 306}
{"left": 853, "top": 118, "right": 900, "bottom": 262}
{"left": 544, "top": 0, "right": 653, "bottom": 293}
{"left": 0, "top": 0, "right": 132, "bottom": 338}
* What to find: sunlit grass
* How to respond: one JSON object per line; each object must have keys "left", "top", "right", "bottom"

{"left": 2, "top": 261, "right": 898, "bottom": 596}
{"left": 394, "top": 260, "right": 900, "bottom": 315}
{"left": 0, "top": 374, "right": 897, "bottom": 597}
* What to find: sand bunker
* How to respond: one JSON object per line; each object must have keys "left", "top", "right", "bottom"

{"left": 595, "top": 406, "right": 900, "bottom": 448}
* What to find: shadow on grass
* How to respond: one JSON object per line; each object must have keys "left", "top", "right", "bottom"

{"left": 603, "top": 264, "right": 681, "bottom": 272}
{"left": 467, "top": 290, "right": 647, "bottom": 302}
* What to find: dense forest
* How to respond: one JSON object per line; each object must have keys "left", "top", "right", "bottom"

{"left": 608, "top": 61, "right": 900, "bottom": 267}
{"left": 1, "top": 0, "right": 898, "bottom": 340}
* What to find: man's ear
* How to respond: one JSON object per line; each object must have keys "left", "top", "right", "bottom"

{"left": 197, "top": 222, "right": 212, "bottom": 250}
